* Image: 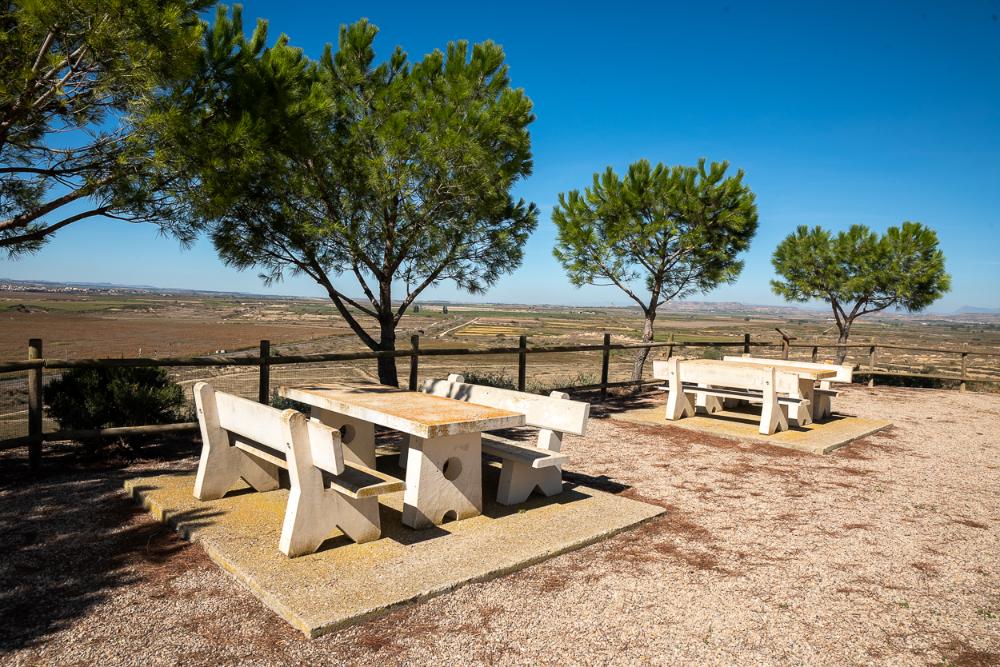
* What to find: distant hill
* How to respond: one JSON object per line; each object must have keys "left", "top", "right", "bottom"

{"left": 955, "top": 305, "right": 1000, "bottom": 314}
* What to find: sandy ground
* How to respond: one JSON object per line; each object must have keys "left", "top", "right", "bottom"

{"left": 1, "top": 385, "right": 998, "bottom": 666}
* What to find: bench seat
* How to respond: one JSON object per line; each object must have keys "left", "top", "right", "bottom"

{"left": 231, "top": 435, "right": 404, "bottom": 499}
{"left": 328, "top": 464, "right": 406, "bottom": 499}
{"left": 482, "top": 434, "right": 569, "bottom": 469}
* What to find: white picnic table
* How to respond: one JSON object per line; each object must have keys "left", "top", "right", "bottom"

{"left": 279, "top": 383, "right": 526, "bottom": 529}
{"left": 652, "top": 358, "right": 838, "bottom": 434}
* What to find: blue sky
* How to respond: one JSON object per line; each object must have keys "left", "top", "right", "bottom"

{"left": 5, "top": 0, "right": 1000, "bottom": 311}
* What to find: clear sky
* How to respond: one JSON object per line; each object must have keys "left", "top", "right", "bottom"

{"left": 5, "top": 1, "right": 1000, "bottom": 311}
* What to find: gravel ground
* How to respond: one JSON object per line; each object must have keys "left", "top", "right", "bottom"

{"left": 1, "top": 385, "right": 998, "bottom": 666}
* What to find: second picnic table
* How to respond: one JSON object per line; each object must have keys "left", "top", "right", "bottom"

{"left": 653, "top": 358, "right": 838, "bottom": 434}
{"left": 278, "top": 383, "right": 525, "bottom": 529}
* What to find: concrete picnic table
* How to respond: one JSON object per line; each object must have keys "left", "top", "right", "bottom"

{"left": 653, "top": 358, "right": 838, "bottom": 434}
{"left": 278, "top": 383, "right": 526, "bottom": 529}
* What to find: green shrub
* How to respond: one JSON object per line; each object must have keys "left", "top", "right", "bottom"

{"left": 44, "top": 367, "right": 187, "bottom": 431}
{"left": 460, "top": 369, "right": 516, "bottom": 389}
{"left": 270, "top": 388, "right": 312, "bottom": 414}
{"left": 701, "top": 347, "right": 723, "bottom": 360}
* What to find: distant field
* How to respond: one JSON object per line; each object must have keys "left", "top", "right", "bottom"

{"left": 2, "top": 290, "right": 999, "bottom": 381}
{"left": 0, "top": 311, "right": 338, "bottom": 359}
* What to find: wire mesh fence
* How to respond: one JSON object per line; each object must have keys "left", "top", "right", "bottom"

{"left": 2, "top": 333, "right": 998, "bottom": 463}
{"left": 0, "top": 371, "right": 28, "bottom": 443}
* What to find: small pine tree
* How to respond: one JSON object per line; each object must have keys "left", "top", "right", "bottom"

{"left": 45, "top": 367, "right": 187, "bottom": 431}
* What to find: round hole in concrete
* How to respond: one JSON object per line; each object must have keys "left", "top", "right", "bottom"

{"left": 441, "top": 510, "right": 458, "bottom": 523}
{"left": 340, "top": 423, "right": 355, "bottom": 445}
{"left": 442, "top": 457, "right": 462, "bottom": 481}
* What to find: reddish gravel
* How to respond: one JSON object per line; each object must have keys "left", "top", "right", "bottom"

{"left": 1, "top": 385, "right": 998, "bottom": 666}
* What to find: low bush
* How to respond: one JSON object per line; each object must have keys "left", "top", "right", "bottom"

{"left": 459, "top": 369, "right": 516, "bottom": 389}
{"left": 44, "top": 366, "right": 188, "bottom": 431}
{"left": 270, "top": 388, "right": 312, "bottom": 414}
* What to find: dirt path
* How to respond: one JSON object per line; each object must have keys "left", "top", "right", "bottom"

{"left": 1, "top": 386, "right": 998, "bottom": 666}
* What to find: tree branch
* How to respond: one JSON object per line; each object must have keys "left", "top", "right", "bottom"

{"left": 0, "top": 205, "right": 111, "bottom": 248}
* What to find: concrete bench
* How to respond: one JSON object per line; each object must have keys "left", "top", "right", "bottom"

{"left": 652, "top": 358, "right": 803, "bottom": 434}
{"left": 193, "top": 382, "right": 404, "bottom": 557}
{"left": 657, "top": 382, "right": 810, "bottom": 418}
{"left": 723, "top": 356, "right": 853, "bottom": 419}
{"left": 419, "top": 374, "right": 590, "bottom": 505}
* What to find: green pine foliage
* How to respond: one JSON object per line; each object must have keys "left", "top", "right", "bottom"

{"left": 552, "top": 158, "right": 758, "bottom": 380}
{"left": 147, "top": 8, "right": 537, "bottom": 386}
{"left": 44, "top": 366, "right": 187, "bottom": 431}
{"left": 771, "top": 222, "right": 951, "bottom": 358}
{"left": 0, "top": 0, "right": 210, "bottom": 255}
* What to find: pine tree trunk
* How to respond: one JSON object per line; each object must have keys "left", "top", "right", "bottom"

{"left": 631, "top": 314, "right": 655, "bottom": 385}
{"left": 835, "top": 324, "right": 851, "bottom": 364}
{"left": 376, "top": 318, "right": 399, "bottom": 387}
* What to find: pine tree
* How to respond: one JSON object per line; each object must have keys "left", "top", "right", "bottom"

{"left": 771, "top": 222, "right": 950, "bottom": 361}
{"left": 149, "top": 9, "right": 537, "bottom": 385}
{"left": 0, "top": 0, "right": 209, "bottom": 255}
{"left": 553, "top": 159, "right": 758, "bottom": 381}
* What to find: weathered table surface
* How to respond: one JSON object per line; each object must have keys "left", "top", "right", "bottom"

{"left": 278, "top": 384, "right": 526, "bottom": 439}
{"left": 685, "top": 358, "right": 838, "bottom": 381}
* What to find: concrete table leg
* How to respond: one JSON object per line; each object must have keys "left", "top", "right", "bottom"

{"left": 791, "top": 378, "right": 814, "bottom": 427}
{"left": 402, "top": 432, "right": 482, "bottom": 529}
{"left": 695, "top": 384, "right": 723, "bottom": 414}
{"left": 311, "top": 407, "right": 376, "bottom": 468}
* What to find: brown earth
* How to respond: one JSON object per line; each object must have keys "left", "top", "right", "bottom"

{"left": 0, "top": 386, "right": 998, "bottom": 666}
{"left": 0, "top": 311, "right": 340, "bottom": 360}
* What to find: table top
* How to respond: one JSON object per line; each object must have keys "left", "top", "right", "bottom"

{"left": 682, "top": 358, "right": 838, "bottom": 380}
{"left": 278, "top": 383, "right": 526, "bottom": 439}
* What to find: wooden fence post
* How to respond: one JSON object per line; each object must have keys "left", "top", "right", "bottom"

{"left": 743, "top": 333, "right": 750, "bottom": 354}
{"left": 960, "top": 351, "right": 968, "bottom": 392}
{"left": 781, "top": 338, "right": 789, "bottom": 360}
{"left": 257, "top": 339, "right": 270, "bottom": 404}
{"left": 409, "top": 334, "right": 420, "bottom": 391}
{"left": 811, "top": 346, "right": 819, "bottom": 363}
{"left": 868, "top": 345, "right": 877, "bottom": 387}
{"left": 600, "top": 333, "right": 611, "bottom": 401}
{"left": 28, "top": 338, "right": 42, "bottom": 472}
{"left": 517, "top": 336, "right": 527, "bottom": 392}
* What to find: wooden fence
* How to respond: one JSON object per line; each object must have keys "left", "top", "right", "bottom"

{"left": 2, "top": 333, "right": 998, "bottom": 470}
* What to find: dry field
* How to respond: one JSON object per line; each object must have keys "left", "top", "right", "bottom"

{"left": 1, "top": 385, "right": 998, "bottom": 666}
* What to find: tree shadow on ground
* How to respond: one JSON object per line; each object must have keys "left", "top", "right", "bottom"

{"left": 0, "top": 436, "right": 203, "bottom": 652}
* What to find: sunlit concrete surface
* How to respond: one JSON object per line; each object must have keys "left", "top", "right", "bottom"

{"left": 613, "top": 405, "right": 891, "bottom": 454}
{"left": 125, "top": 459, "right": 664, "bottom": 638}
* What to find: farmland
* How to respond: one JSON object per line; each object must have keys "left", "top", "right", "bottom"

{"left": 3, "top": 287, "right": 1000, "bottom": 375}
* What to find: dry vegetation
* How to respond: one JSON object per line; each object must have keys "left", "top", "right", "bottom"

{"left": 1, "top": 386, "right": 998, "bottom": 665}
{"left": 2, "top": 290, "right": 999, "bottom": 443}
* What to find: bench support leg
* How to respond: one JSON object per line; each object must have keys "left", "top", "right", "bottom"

{"left": 311, "top": 408, "right": 376, "bottom": 468}
{"left": 330, "top": 493, "right": 381, "bottom": 544}
{"left": 665, "top": 388, "right": 695, "bottom": 420}
{"left": 496, "top": 462, "right": 562, "bottom": 505}
{"left": 280, "top": 415, "right": 381, "bottom": 557}
{"left": 403, "top": 433, "right": 482, "bottom": 529}
{"left": 194, "top": 384, "right": 280, "bottom": 500}
{"left": 759, "top": 373, "right": 788, "bottom": 435}
{"left": 664, "top": 357, "right": 695, "bottom": 420}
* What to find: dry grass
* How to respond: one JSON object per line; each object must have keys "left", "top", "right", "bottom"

{"left": 1, "top": 385, "right": 999, "bottom": 666}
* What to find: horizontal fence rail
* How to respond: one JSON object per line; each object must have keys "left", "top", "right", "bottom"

{"left": 2, "top": 333, "right": 998, "bottom": 470}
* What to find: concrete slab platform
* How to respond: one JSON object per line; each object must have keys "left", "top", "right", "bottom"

{"left": 125, "top": 459, "right": 663, "bottom": 638}
{"left": 613, "top": 406, "right": 891, "bottom": 454}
